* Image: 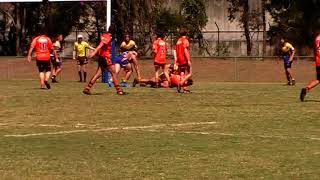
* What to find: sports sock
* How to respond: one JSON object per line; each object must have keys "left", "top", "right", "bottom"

{"left": 78, "top": 71, "right": 82, "bottom": 82}
{"left": 84, "top": 72, "right": 87, "bottom": 82}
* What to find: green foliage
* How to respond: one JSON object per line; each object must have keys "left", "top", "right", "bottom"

{"left": 180, "top": 0, "right": 208, "bottom": 38}
{"left": 267, "top": 0, "right": 320, "bottom": 48}
{"left": 154, "top": 9, "right": 184, "bottom": 35}
{"left": 214, "top": 42, "right": 231, "bottom": 56}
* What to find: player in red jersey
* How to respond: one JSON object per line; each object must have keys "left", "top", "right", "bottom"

{"left": 135, "top": 64, "right": 193, "bottom": 89}
{"left": 300, "top": 32, "right": 320, "bottom": 101}
{"left": 152, "top": 32, "right": 170, "bottom": 87}
{"left": 83, "top": 25, "right": 126, "bottom": 95}
{"left": 27, "top": 29, "right": 57, "bottom": 89}
{"left": 173, "top": 28, "right": 192, "bottom": 93}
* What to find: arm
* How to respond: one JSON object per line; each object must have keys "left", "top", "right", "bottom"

{"left": 89, "top": 41, "right": 104, "bottom": 58}
{"left": 73, "top": 43, "right": 76, "bottom": 60}
{"left": 184, "top": 48, "right": 191, "bottom": 66}
{"left": 131, "top": 54, "right": 142, "bottom": 80}
{"left": 173, "top": 49, "right": 177, "bottom": 64}
{"left": 289, "top": 49, "right": 295, "bottom": 62}
{"left": 164, "top": 64, "right": 171, "bottom": 84}
{"left": 88, "top": 45, "right": 95, "bottom": 50}
{"left": 180, "top": 65, "right": 193, "bottom": 86}
{"left": 27, "top": 39, "right": 36, "bottom": 62}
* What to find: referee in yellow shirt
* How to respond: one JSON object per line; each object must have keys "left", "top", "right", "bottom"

{"left": 73, "top": 34, "right": 95, "bottom": 82}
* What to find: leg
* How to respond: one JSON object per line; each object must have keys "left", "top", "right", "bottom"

{"left": 55, "top": 66, "right": 62, "bottom": 77}
{"left": 285, "top": 68, "right": 293, "bottom": 85}
{"left": 300, "top": 66, "right": 320, "bottom": 102}
{"left": 82, "top": 64, "right": 87, "bottom": 82}
{"left": 131, "top": 55, "right": 141, "bottom": 80}
{"left": 154, "top": 65, "right": 160, "bottom": 87}
{"left": 121, "top": 64, "right": 132, "bottom": 87}
{"left": 78, "top": 64, "right": 82, "bottom": 82}
{"left": 180, "top": 65, "right": 193, "bottom": 92}
{"left": 44, "top": 70, "right": 51, "bottom": 89}
{"left": 107, "top": 64, "right": 124, "bottom": 94}
{"left": 83, "top": 66, "right": 102, "bottom": 94}
{"left": 115, "top": 63, "right": 121, "bottom": 75}
{"left": 39, "top": 72, "right": 45, "bottom": 89}
{"left": 124, "top": 63, "right": 132, "bottom": 81}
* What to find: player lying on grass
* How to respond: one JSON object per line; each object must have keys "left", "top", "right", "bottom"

{"left": 133, "top": 64, "right": 193, "bottom": 92}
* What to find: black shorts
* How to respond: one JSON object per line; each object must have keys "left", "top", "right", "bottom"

{"left": 178, "top": 64, "right": 190, "bottom": 73}
{"left": 316, "top": 66, "right": 320, "bottom": 80}
{"left": 36, "top": 60, "right": 51, "bottom": 72}
{"left": 51, "top": 56, "right": 62, "bottom": 68}
{"left": 77, "top": 56, "right": 88, "bottom": 65}
{"left": 284, "top": 61, "right": 293, "bottom": 69}
{"left": 154, "top": 62, "right": 166, "bottom": 67}
{"left": 98, "top": 56, "right": 113, "bottom": 69}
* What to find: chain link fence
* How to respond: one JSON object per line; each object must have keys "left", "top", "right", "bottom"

{"left": 61, "top": 30, "right": 315, "bottom": 58}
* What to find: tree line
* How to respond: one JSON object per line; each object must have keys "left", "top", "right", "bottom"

{"left": 0, "top": 0, "right": 320, "bottom": 56}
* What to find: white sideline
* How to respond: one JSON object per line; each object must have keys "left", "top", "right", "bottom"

{"left": 3, "top": 121, "right": 319, "bottom": 141}
{"left": 141, "top": 129, "right": 320, "bottom": 141}
{"left": 3, "top": 121, "right": 217, "bottom": 137}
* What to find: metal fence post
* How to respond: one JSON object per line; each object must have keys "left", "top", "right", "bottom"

{"left": 234, "top": 57, "right": 237, "bottom": 81}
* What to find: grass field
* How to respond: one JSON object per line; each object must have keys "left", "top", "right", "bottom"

{"left": 0, "top": 80, "right": 319, "bottom": 179}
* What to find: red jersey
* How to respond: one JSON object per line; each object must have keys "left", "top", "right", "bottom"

{"left": 315, "top": 35, "right": 320, "bottom": 66}
{"left": 170, "top": 74, "right": 187, "bottom": 87}
{"left": 175, "top": 36, "right": 189, "bottom": 65}
{"left": 98, "top": 33, "right": 112, "bottom": 59}
{"left": 152, "top": 38, "right": 168, "bottom": 64}
{"left": 31, "top": 35, "right": 53, "bottom": 61}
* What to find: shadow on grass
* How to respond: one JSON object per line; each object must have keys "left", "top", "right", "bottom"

{"left": 85, "top": 93, "right": 104, "bottom": 96}
{"left": 304, "top": 99, "right": 320, "bottom": 103}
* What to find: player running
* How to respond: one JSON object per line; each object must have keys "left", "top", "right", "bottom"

{"left": 173, "top": 28, "right": 192, "bottom": 93}
{"left": 280, "top": 39, "right": 296, "bottom": 85}
{"left": 83, "top": 25, "right": 126, "bottom": 95}
{"left": 51, "top": 34, "right": 63, "bottom": 83}
{"left": 300, "top": 33, "right": 320, "bottom": 101}
{"left": 152, "top": 32, "right": 169, "bottom": 87}
{"left": 73, "top": 34, "right": 95, "bottom": 82}
{"left": 27, "top": 30, "right": 57, "bottom": 89}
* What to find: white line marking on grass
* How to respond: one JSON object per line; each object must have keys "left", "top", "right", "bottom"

{"left": 3, "top": 121, "right": 217, "bottom": 137}
{"left": 5, "top": 121, "right": 318, "bottom": 142}
{"left": 160, "top": 130, "right": 320, "bottom": 141}
{"left": 39, "top": 124, "right": 62, "bottom": 127}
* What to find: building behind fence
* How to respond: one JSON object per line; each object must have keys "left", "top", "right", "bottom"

{"left": 62, "top": 30, "right": 278, "bottom": 58}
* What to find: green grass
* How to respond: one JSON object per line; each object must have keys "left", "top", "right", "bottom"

{"left": 0, "top": 80, "right": 319, "bottom": 179}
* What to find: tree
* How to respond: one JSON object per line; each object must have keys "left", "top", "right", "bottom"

{"left": 0, "top": 2, "right": 83, "bottom": 55}
{"left": 227, "top": 0, "right": 265, "bottom": 56}
{"left": 267, "top": 0, "right": 320, "bottom": 54}
{"left": 77, "top": 1, "right": 107, "bottom": 43}
{"left": 180, "top": 0, "right": 208, "bottom": 55}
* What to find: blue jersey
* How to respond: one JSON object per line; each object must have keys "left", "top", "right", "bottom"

{"left": 114, "top": 51, "right": 129, "bottom": 66}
